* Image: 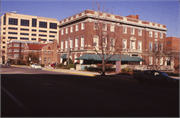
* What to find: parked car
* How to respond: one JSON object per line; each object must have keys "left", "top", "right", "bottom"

{"left": 51, "top": 63, "right": 55, "bottom": 67}
{"left": 5, "top": 62, "right": 10, "bottom": 66}
{"left": 31, "top": 63, "right": 42, "bottom": 70}
{"left": 133, "top": 70, "right": 179, "bottom": 85}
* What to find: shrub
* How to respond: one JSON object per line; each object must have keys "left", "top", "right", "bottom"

{"left": 65, "top": 58, "right": 73, "bottom": 65}
{"left": 121, "top": 68, "right": 133, "bottom": 72}
{"left": 26, "top": 63, "right": 30, "bottom": 66}
{"left": 57, "top": 63, "right": 64, "bottom": 68}
{"left": 17, "top": 59, "right": 26, "bottom": 65}
{"left": 40, "top": 64, "right": 44, "bottom": 67}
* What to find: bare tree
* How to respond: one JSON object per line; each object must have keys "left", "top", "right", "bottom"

{"left": 88, "top": 2, "right": 123, "bottom": 75}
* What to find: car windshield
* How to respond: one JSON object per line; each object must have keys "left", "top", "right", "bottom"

{"left": 35, "top": 64, "right": 39, "bottom": 66}
{"left": 160, "top": 72, "right": 169, "bottom": 77}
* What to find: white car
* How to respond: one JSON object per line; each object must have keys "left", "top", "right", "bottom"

{"left": 31, "top": 63, "right": 42, "bottom": 70}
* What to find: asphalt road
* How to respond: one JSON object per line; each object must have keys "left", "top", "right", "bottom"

{"left": 1, "top": 66, "right": 179, "bottom": 117}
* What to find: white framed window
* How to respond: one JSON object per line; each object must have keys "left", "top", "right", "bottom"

{"left": 123, "top": 27, "right": 127, "bottom": 34}
{"left": 131, "top": 28, "right": 135, "bottom": 35}
{"left": 65, "top": 39, "right": 68, "bottom": 49}
{"left": 76, "top": 24, "right": 78, "bottom": 31}
{"left": 149, "top": 31, "right": 153, "bottom": 37}
{"left": 130, "top": 41, "right": 136, "bottom": 49}
{"left": 94, "top": 22, "right": 98, "bottom": 30}
{"left": 160, "top": 57, "right": 163, "bottom": 65}
{"left": 48, "top": 57, "right": 50, "bottom": 63}
{"left": 102, "top": 23, "right": 107, "bottom": 31}
{"left": 123, "top": 39, "right": 127, "bottom": 49}
{"left": 70, "top": 38, "right": 73, "bottom": 48}
{"left": 71, "top": 17, "right": 73, "bottom": 20}
{"left": 76, "top": 14, "right": 79, "bottom": 18}
{"left": 66, "top": 27, "right": 68, "bottom": 34}
{"left": 110, "top": 25, "right": 115, "bottom": 32}
{"left": 138, "top": 29, "right": 142, "bottom": 36}
{"left": 81, "top": 36, "right": 84, "bottom": 48}
{"left": 149, "top": 56, "right": 153, "bottom": 65}
{"left": 14, "top": 49, "right": 19, "bottom": 52}
{"left": 70, "top": 26, "right": 73, "bottom": 33}
{"left": 14, "top": 54, "right": 19, "bottom": 58}
{"left": 61, "top": 40, "right": 64, "bottom": 49}
{"left": 61, "top": 29, "right": 64, "bottom": 35}
{"left": 160, "top": 32, "right": 163, "bottom": 39}
{"left": 155, "top": 58, "right": 158, "bottom": 65}
{"left": 149, "top": 42, "right": 153, "bottom": 50}
{"left": 102, "top": 37, "right": 107, "bottom": 47}
{"left": 155, "top": 32, "right": 158, "bottom": 38}
{"left": 75, "top": 37, "right": 78, "bottom": 48}
{"left": 81, "top": 23, "right": 84, "bottom": 30}
{"left": 110, "top": 38, "right": 115, "bottom": 47}
{"left": 138, "top": 41, "right": 142, "bottom": 50}
{"left": 14, "top": 44, "right": 19, "bottom": 47}
{"left": 160, "top": 43, "right": 163, "bottom": 51}
{"left": 93, "top": 36, "right": 99, "bottom": 47}
{"left": 154, "top": 43, "right": 158, "bottom": 51}
{"left": 44, "top": 57, "right": 46, "bottom": 63}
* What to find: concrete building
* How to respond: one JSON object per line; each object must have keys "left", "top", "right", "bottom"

{"left": 0, "top": 12, "right": 59, "bottom": 64}
{"left": 58, "top": 9, "right": 168, "bottom": 69}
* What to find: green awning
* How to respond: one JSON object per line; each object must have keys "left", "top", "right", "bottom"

{"left": 60, "top": 54, "right": 67, "bottom": 59}
{"left": 75, "top": 54, "right": 145, "bottom": 62}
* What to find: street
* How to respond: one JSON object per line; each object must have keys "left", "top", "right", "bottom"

{"left": 1, "top": 66, "right": 179, "bottom": 117}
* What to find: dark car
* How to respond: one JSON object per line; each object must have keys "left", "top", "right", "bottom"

{"left": 133, "top": 70, "right": 179, "bottom": 85}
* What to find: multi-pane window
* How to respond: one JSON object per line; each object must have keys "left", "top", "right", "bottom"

{"left": 65, "top": 39, "right": 68, "bottom": 49}
{"left": 41, "top": 39, "right": 47, "bottom": 41}
{"left": 94, "top": 22, "right": 98, "bottom": 30}
{"left": 160, "top": 57, "right": 163, "bottom": 65}
{"left": 81, "top": 36, "right": 84, "bottom": 47}
{"left": 32, "top": 18, "right": 37, "bottom": 27}
{"left": 81, "top": 23, "right": 84, "bottom": 30}
{"left": 75, "top": 37, "right": 78, "bottom": 48}
{"left": 49, "top": 31, "right": 57, "bottom": 33}
{"left": 49, "top": 35, "right": 55, "bottom": 37}
{"left": 14, "top": 49, "right": 19, "bottom": 52}
{"left": 39, "top": 30, "right": 47, "bottom": 32}
{"left": 149, "top": 57, "right": 153, "bottom": 65}
{"left": 44, "top": 51, "right": 46, "bottom": 54}
{"left": 3, "top": 16, "right": 6, "bottom": 25}
{"left": 9, "top": 18, "right": 18, "bottom": 25}
{"left": 102, "top": 23, "right": 107, "bottom": 31}
{"left": 8, "top": 32, "right": 17, "bottom": 35}
{"left": 39, "top": 34, "right": 47, "bottom": 37}
{"left": 138, "top": 41, "right": 142, "bottom": 50}
{"left": 70, "top": 26, "right": 73, "bottom": 33}
{"left": 110, "top": 25, "right": 115, "bottom": 32}
{"left": 61, "top": 40, "right": 64, "bottom": 49}
{"left": 20, "top": 28, "right": 29, "bottom": 31}
{"left": 8, "top": 37, "right": 17, "bottom": 39}
{"left": 160, "top": 43, "right": 163, "bottom": 51}
{"left": 61, "top": 29, "right": 64, "bottom": 35}
{"left": 44, "top": 57, "right": 46, "bottom": 63}
{"left": 155, "top": 58, "right": 158, "bottom": 65}
{"left": 21, "top": 19, "right": 29, "bottom": 26}
{"left": 123, "top": 27, "right": 127, "bottom": 34}
{"left": 123, "top": 39, "right": 127, "bottom": 49}
{"left": 149, "top": 42, "right": 153, "bottom": 50}
{"left": 50, "top": 23, "right": 57, "bottom": 29}
{"left": 155, "top": 32, "right": 158, "bottom": 38}
{"left": 32, "top": 34, "right": 36, "bottom": 36}
{"left": 31, "top": 38, "right": 36, "bottom": 40}
{"left": 110, "top": 38, "right": 115, "bottom": 47}
{"left": 70, "top": 39, "right": 73, "bottom": 48}
{"left": 14, "top": 54, "right": 19, "bottom": 58}
{"left": 20, "top": 33, "right": 29, "bottom": 35}
{"left": 154, "top": 43, "right": 158, "bottom": 51}
{"left": 138, "top": 29, "right": 142, "bottom": 36}
{"left": 66, "top": 27, "right": 68, "bottom": 34}
{"left": 76, "top": 24, "right": 78, "bottom": 31}
{"left": 32, "top": 29, "right": 36, "bottom": 32}
{"left": 160, "top": 32, "right": 163, "bottom": 39}
{"left": 166, "top": 57, "right": 171, "bottom": 65}
{"left": 39, "top": 21, "right": 47, "bottom": 28}
{"left": 131, "top": 28, "right": 135, "bottom": 35}
{"left": 93, "top": 36, "right": 99, "bottom": 47}
{"left": 130, "top": 41, "right": 135, "bottom": 49}
{"left": 149, "top": 31, "right": 153, "bottom": 37}
{"left": 14, "top": 44, "right": 19, "bottom": 47}
{"left": 8, "top": 27, "right": 18, "bottom": 30}
{"left": 48, "top": 57, "right": 51, "bottom": 63}
{"left": 20, "top": 37, "right": 29, "bottom": 40}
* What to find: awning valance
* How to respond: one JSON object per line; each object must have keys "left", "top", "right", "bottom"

{"left": 75, "top": 54, "right": 145, "bottom": 62}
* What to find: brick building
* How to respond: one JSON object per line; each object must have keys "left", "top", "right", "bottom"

{"left": 58, "top": 9, "right": 168, "bottom": 69}
{"left": 1, "top": 12, "right": 59, "bottom": 64}
{"left": 7, "top": 39, "right": 58, "bottom": 65}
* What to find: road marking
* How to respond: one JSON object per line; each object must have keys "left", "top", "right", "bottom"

{"left": 1, "top": 86, "right": 30, "bottom": 113}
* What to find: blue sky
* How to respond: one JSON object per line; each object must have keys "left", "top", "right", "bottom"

{"left": 1, "top": 0, "right": 179, "bottom": 37}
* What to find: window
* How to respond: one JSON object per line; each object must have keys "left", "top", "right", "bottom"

{"left": 167, "top": 41, "right": 171, "bottom": 44}
{"left": 39, "top": 30, "right": 47, "bottom": 32}
{"left": 8, "top": 27, "right": 17, "bottom": 30}
{"left": 20, "top": 28, "right": 29, "bottom": 31}
{"left": 32, "top": 29, "right": 36, "bottom": 32}
{"left": 138, "top": 29, "right": 142, "bottom": 36}
{"left": 155, "top": 58, "right": 158, "bottom": 65}
{"left": 14, "top": 49, "right": 19, "bottom": 52}
{"left": 70, "top": 26, "right": 73, "bottom": 33}
{"left": 32, "top": 18, "right": 37, "bottom": 27}
{"left": 39, "top": 34, "right": 47, "bottom": 37}
{"left": 48, "top": 57, "right": 51, "bottom": 63}
{"left": 61, "top": 40, "right": 64, "bottom": 49}
{"left": 93, "top": 36, "right": 99, "bottom": 47}
{"left": 32, "top": 34, "right": 36, "bottom": 36}
{"left": 110, "top": 25, "right": 115, "bottom": 32}
{"left": 81, "top": 36, "right": 84, "bottom": 48}
{"left": 75, "top": 37, "right": 78, "bottom": 48}
{"left": 166, "top": 57, "right": 171, "bottom": 65}
{"left": 8, "top": 37, "right": 17, "bottom": 39}
{"left": 160, "top": 57, "right": 163, "bottom": 65}
{"left": 149, "top": 42, "right": 153, "bottom": 50}
{"left": 41, "top": 39, "right": 47, "bottom": 41}
{"left": 21, "top": 19, "right": 29, "bottom": 26}
{"left": 102, "top": 23, "right": 107, "bottom": 31}
{"left": 149, "top": 57, "right": 153, "bottom": 65}
{"left": 20, "top": 37, "right": 29, "bottom": 40}
{"left": 138, "top": 41, "right": 142, "bottom": 50}
{"left": 130, "top": 41, "right": 135, "bottom": 49}
{"left": 31, "top": 38, "right": 36, "bottom": 40}
{"left": 14, "top": 44, "right": 19, "bottom": 47}
{"left": 3, "top": 41, "right": 5, "bottom": 44}
{"left": 76, "top": 24, "right": 78, "bottom": 31}
{"left": 123, "top": 27, "right": 127, "bottom": 34}
{"left": 3, "top": 16, "right": 6, "bottom": 25}
{"left": 160, "top": 43, "right": 163, "bottom": 51}
{"left": 44, "top": 57, "right": 46, "bottom": 63}
{"left": 160, "top": 32, "right": 163, "bottom": 39}
{"left": 39, "top": 21, "right": 47, "bottom": 28}
{"left": 149, "top": 31, "right": 153, "bottom": 37}
{"left": 94, "top": 22, "right": 98, "bottom": 30}
{"left": 65, "top": 39, "right": 68, "bottom": 49}
{"left": 66, "top": 27, "right": 68, "bottom": 34}
{"left": 20, "top": 33, "right": 29, "bottom": 35}
{"left": 110, "top": 38, "right": 115, "bottom": 47}
{"left": 8, "top": 32, "right": 17, "bottom": 34}
{"left": 49, "top": 31, "right": 57, "bottom": 33}
{"left": 3, "top": 32, "right": 5, "bottom": 34}
{"left": 44, "top": 51, "right": 46, "bottom": 54}
{"left": 81, "top": 23, "right": 84, "bottom": 30}
{"left": 49, "top": 35, "right": 55, "bottom": 37}
{"left": 14, "top": 54, "right": 19, "bottom": 58}
{"left": 70, "top": 39, "right": 73, "bottom": 48}
{"left": 131, "top": 28, "right": 135, "bottom": 35}
{"left": 155, "top": 32, "right": 158, "bottom": 38}
{"left": 3, "top": 46, "right": 5, "bottom": 49}
{"left": 154, "top": 43, "right": 158, "bottom": 51}
{"left": 61, "top": 29, "right": 64, "bottom": 35}
{"left": 50, "top": 23, "right": 57, "bottom": 29}
{"left": 123, "top": 39, "right": 127, "bottom": 49}
{"left": 9, "top": 18, "right": 18, "bottom": 25}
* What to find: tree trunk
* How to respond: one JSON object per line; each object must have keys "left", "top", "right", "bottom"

{"left": 102, "top": 59, "right": 106, "bottom": 76}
